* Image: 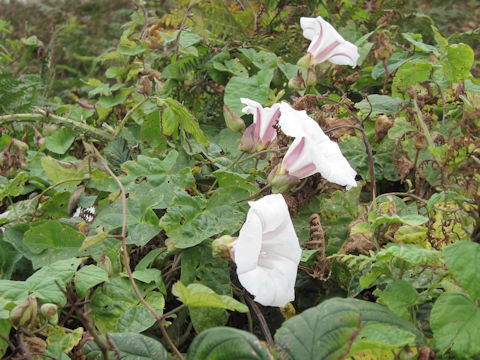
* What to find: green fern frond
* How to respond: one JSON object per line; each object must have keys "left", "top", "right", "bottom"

{"left": 0, "top": 72, "right": 42, "bottom": 115}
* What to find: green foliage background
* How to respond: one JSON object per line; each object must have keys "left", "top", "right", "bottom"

{"left": 0, "top": 0, "right": 479, "bottom": 359}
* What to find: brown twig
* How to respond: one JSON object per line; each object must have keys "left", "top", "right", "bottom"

{"left": 0, "top": 332, "right": 15, "bottom": 352}
{"left": 31, "top": 353, "right": 60, "bottom": 360}
{"left": 174, "top": 0, "right": 196, "bottom": 62}
{"left": 18, "top": 332, "right": 34, "bottom": 360}
{"left": 55, "top": 281, "right": 111, "bottom": 360}
{"left": 89, "top": 144, "right": 185, "bottom": 360}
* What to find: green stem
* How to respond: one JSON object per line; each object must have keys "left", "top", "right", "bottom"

{"left": 114, "top": 97, "right": 150, "bottom": 139}
{"left": 237, "top": 147, "right": 289, "bottom": 166}
{"left": 0, "top": 109, "right": 114, "bottom": 142}
{"left": 412, "top": 93, "right": 435, "bottom": 149}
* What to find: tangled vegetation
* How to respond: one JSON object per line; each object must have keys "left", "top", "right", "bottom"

{"left": 0, "top": 0, "right": 479, "bottom": 359}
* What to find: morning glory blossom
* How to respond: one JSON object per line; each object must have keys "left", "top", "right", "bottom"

{"left": 274, "top": 102, "right": 357, "bottom": 190}
{"left": 233, "top": 194, "right": 301, "bottom": 307}
{"left": 239, "top": 98, "right": 281, "bottom": 152}
{"left": 299, "top": 16, "right": 359, "bottom": 67}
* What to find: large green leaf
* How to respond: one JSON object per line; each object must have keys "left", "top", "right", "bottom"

{"left": 22, "top": 221, "right": 84, "bottom": 269}
{"left": 355, "top": 95, "right": 404, "bottom": 116}
{"left": 181, "top": 245, "right": 233, "bottom": 333}
{"left": 274, "top": 298, "right": 425, "bottom": 360}
{"left": 89, "top": 276, "right": 140, "bottom": 333}
{"left": 0, "top": 236, "right": 22, "bottom": 279}
{"left": 84, "top": 333, "right": 168, "bottom": 360}
{"left": 187, "top": 327, "right": 273, "bottom": 360}
{"left": 430, "top": 292, "right": 480, "bottom": 358}
{"left": 172, "top": 282, "right": 248, "bottom": 312}
{"left": 376, "top": 244, "right": 440, "bottom": 265}
{"left": 74, "top": 265, "right": 109, "bottom": 297}
{"left": 40, "top": 156, "right": 89, "bottom": 186}
{"left": 392, "top": 62, "right": 433, "bottom": 98}
{"left": 373, "top": 280, "right": 418, "bottom": 319}
{"left": 45, "top": 128, "right": 76, "bottom": 154}
{"left": 348, "top": 323, "right": 416, "bottom": 357}
{"left": 160, "top": 190, "right": 243, "bottom": 248}
{"left": 0, "top": 258, "right": 82, "bottom": 306}
{"left": 224, "top": 68, "right": 274, "bottom": 116}
{"left": 0, "top": 172, "right": 28, "bottom": 202}
{"left": 0, "top": 319, "right": 11, "bottom": 358}
{"left": 120, "top": 151, "right": 194, "bottom": 209}
{"left": 442, "top": 43, "right": 474, "bottom": 82}
{"left": 443, "top": 241, "right": 480, "bottom": 300}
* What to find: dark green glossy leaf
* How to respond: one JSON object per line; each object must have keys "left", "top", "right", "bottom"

{"left": 443, "top": 241, "right": 480, "bottom": 300}
{"left": 84, "top": 333, "right": 168, "bottom": 360}
{"left": 430, "top": 292, "right": 480, "bottom": 357}
{"left": 187, "top": 327, "right": 272, "bottom": 360}
{"left": 274, "top": 298, "right": 425, "bottom": 360}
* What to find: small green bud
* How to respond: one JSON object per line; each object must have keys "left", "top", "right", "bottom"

{"left": 268, "top": 165, "right": 300, "bottom": 194}
{"left": 40, "top": 303, "right": 58, "bottom": 325}
{"left": 9, "top": 296, "right": 37, "bottom": 328}
{"left": 223, "top": 104, "right": 245, "bottom": 132}
{"left": 288, "top": 70, "right": 305, "bottom": 90}
{"left": 165, "top": 238, "right": 181, "bottom": 255}
{"left": 297, "top": 53, "right": 314, "bottom": 68}
{"left": 239, "top": 124, "right": 258, "bottom": 153}
{"left": 43, "top": 124, "right": 59, "bottom": 136}
{"left": 212, "top": 235, "right": 235, "bottom": 259}
{"left": 306, "top": 66, "right": 317, "bottom": 87}
{"left": 12, "top": 139, "right": 29, "bottom": 152}
{"left": 97, "top": 252, "right": 113, "bottom": 276}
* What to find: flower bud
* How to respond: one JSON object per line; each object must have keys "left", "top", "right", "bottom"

{"left": 288, "top": 70, "right": 305, "bottom": 90}
{"left": 165, "top": 238, "right": 181, "bottom": 254}
{"left": 97, "top": 253, "right": 113, "bottom": 276}
{"left": 212, "top": 235, "right": 235, "bottom": 259}
{"left": 268, "top": 165, "right": 300, "bottom": 193}
{"left": 12, "top": 139, "right": 29, "bottom": 152}
{"left": 306, "top": 66, "right": 317, "bottom": 87}
{"left": 33, "top": 127, "right": 45, "bottom": 148}
{"left": 239, "top": 124, "right": 258, "bottom": 153}
{"left": 40, "top": 303, "right": 58, "bottom": 325}
{"left": 297, "top": 53, "right": 314, "bottom": 68}
{"left": 223, "top": 104, "right": 245, "bottom": 132}
{"left": 43, "top": 124, "right": 59, "bottom": 136}
{"left": 9, "top": 297, "right": 37, "bottom": 328}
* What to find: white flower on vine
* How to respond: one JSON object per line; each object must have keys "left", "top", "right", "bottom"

{"left": 239, "top": 98, "right": 281, "bottom": 152}
{"left": 233, "top": 194, "right": 301, "bottom": 307}
{"left": 275, "top": 102, "right": 357, "bottom": 190}
{"left": 299, "top": 16, "right": 359, "bottom": 67}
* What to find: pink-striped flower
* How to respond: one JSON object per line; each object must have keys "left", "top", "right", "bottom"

{"left": 239, "top": 98, "right": 281, "bottom": 152}
{"left": 271, "top": 102, "right": 357, "bottom": 191}
{"left": 298, "top": 16, "right": 359, "bottom": 67}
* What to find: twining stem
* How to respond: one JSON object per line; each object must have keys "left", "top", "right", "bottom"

{"left": 31, "top": 177, "right": 87, "bottom": 216}
{"left": 236, "top": 183, "right": 272, "bottom": 203}
{"left": 18, "top": 332, "right": 34, "bottom": 360}
{"left": 236, "top": 147, "right": 289, "bottom": 166}
{"left": 89, "top": 144, "right": 185, "bottom": 360}
{"left": 412, "top": 92, "right": 435, "bottom": 149}
{"left": 207, "top": 151, "right": 246, "bottom": 193}
{"left": 243, "top": 294, "right": 274, "bottom": 347}
{"left": 0, "top": 109, "right": 114, "bottom": 142}
{"left": 114, "top": 97, "right": 150, "bottom": 139}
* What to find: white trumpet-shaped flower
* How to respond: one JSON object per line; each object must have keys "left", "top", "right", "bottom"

{"left": 239, "top": 98, "right": 281, "bottom": 152}
{"left": 233, "top": 194, "right": 301, "bottom": 307}
{"left": 276, "top": 102, "right": 357, "bottom": 189}
{"left": 300, "top": 16, "right": 359, "bottom": 67}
